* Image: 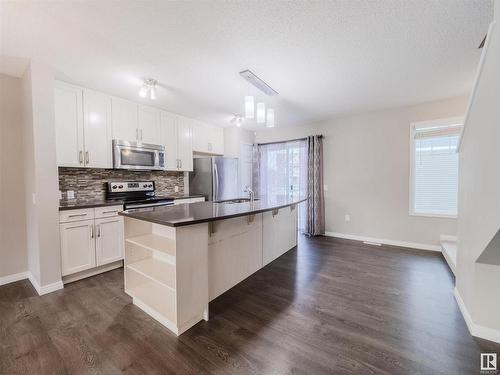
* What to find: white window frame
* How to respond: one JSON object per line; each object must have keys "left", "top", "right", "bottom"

{"left": 409, "top": 117, "right": 463, "bottom": 219}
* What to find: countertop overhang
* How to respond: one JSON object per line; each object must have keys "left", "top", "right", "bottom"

{"left": 119, "top": 197, "right": 308, "bottom": 227}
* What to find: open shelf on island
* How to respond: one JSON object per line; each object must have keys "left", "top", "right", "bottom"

{"left": 126, "top": 233, "right": 176, "bottom": 257}
{"left": 127, "top": 257, "right": 176, "bottom": 290}
{"left": 126, "top": 280, "right": 177, "bottom": 325}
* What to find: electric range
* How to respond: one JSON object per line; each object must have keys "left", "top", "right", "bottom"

{"left": 106, "top": 181, "right": 174, "bottom": 210}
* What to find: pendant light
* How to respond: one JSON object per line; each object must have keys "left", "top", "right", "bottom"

{"left": 266, "top": 108, "right": 275, "bottom": 128}
{"left": 256, "top": 102, "right": 266, "bottom": 123}
{"left": 245, "top": 96, "right": 254, "bottom": 119}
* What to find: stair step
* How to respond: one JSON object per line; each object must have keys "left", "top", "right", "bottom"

{"left": 441, "top": 241, "right": 457, "bottom": 275}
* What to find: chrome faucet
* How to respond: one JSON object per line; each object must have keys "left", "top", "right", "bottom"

{"left": 244, "top": 186, "right": 255, "bottom": 202}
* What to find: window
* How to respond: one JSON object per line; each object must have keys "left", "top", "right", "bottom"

{"left": 409, "top": 118, "right": 463, "bottom": 218}
{"left": 257, "top": 139, "right": 308, "bottom": 231}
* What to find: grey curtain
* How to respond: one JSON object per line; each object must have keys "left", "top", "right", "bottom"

{"left": 306, "top": 135, "right": 325, "bottom": 236}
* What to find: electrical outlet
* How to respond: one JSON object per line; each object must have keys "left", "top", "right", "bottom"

{"left": 174, "top": 185, "right": 179, "bottom": 193}
{"left": 58, "top": 190, "right": 62, "bottom": 200}
{"left": 67, "top": 190, "right": 75, "bottom": 199}
{"left": 345, "top": 214, "right": 351, "bottom": 222}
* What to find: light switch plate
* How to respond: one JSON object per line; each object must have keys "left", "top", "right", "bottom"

{"left": 345, "top": 214, "right": 351, "bottom": 222}
{"left": 67, "top": 190, "right": 75, "bottom": 199}
{"left": 174, "top": 185, "right": 179, "bottom": 193}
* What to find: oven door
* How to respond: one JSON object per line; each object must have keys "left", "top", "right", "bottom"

{"left": 113, "top": 141, "right": 165, "bottom": 170}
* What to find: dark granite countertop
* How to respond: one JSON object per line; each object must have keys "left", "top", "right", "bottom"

{"left": 59, "top": 194, "right": 205, "bottom": 211}
{"left": 119, "top": 196, "right": 308, "bottom": 227}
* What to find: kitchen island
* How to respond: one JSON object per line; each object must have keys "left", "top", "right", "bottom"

{"left": 119, "top": 196, "right": 306, "bottom": 335}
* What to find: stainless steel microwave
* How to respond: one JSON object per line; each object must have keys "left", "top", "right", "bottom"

{"left": 112, "top": 140, "right": 165, "bottom": 170}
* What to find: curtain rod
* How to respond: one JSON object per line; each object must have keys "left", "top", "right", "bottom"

{"left": 257, "top": 135, "right": 323, "bottom": 146}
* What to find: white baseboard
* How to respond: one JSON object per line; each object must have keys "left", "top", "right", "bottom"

{"left": 454, "top": 287, "right": 500, "bottom": 343}
{"left": 0, "top": 271, "right": 29, "bottom": 286}
{"left": 28, "top": 273, "right": 64, "bottom": 296}
{"left": 324, "top": 232, "right": 441, "bottom": 252}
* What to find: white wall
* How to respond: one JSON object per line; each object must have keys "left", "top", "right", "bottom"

{"left": 256, "top": 96, "right": 468, "bottom": 248}
{"left": 0, "top": 73, "right": 27, "bottom": 279}
{"left": 455, "top": 0, "right": 500, "bottom": 341}
{"left": 21, "top": 62, "right": 62, "bottom": 289}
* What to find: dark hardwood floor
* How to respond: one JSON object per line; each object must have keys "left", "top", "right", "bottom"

{"left": 1, "top": 235, "right": 499, "bottom": 374}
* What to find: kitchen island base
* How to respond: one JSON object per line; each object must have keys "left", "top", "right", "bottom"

{"left": 123, "top": 202, "right": 299, "bottom": 336}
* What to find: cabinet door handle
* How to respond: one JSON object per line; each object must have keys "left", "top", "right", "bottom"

{"left": 85, "top": 151, "right": 89, "bottom": 164}
{"left": 97, "top": 224, "right": 101, "bottom": 237}
{"left": 90, "top": 224, "right": 94, "bottom": 238}
{"left": 102, "top": 210, "right": 118, "bottom": 215}
{"left": 79, "top": 151, "right": 83, "bottom": 164}
{"left": 140, "top": 129, "right": 143, "bottom": 141}
{"left": 179, "top": 159, "right": 182, "bottom": 169}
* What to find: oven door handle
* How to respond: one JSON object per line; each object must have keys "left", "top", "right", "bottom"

{"left": 125, "top": 202, "right": 174, "bottom": 209}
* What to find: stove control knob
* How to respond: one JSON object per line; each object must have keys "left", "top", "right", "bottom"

{"left": 143, "top": 184, "right": 148, "bottom": 188}
{"left": 148, "top": 184, "right": 153, "bottom": 188}
{"left": 112, "top": 185, "right": 117, "bottom": 189}
{"left": 118, "top": 185, "right": 123, "bottom": 189}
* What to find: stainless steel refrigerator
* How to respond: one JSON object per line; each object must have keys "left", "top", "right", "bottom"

{"left": 189, "top": 157, "right": 239, "bottom": 201}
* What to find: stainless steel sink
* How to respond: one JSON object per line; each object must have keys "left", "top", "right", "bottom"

{"left": 216, "top": 198, "right": 260, "bottom": 204}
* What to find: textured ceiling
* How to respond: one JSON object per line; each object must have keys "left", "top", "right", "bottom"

{"left": 0, "top": 1, "right": 493, "bottom": 128}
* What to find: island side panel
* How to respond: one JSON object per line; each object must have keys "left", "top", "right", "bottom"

{"left": 208, "top": 214, "right": 264, "bottom": 301}
{"left": 262, "top": 205, "right": 298, "bottom": 266}
{"left": 175, "top": 223, "right": 209, "bottom": 334}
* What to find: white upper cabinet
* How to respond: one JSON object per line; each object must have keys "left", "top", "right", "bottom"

{"left": 138, "top": 105, "right": 161, "bottom": 144}
{"left": 54, "top": 82, "right": 84, "bottom": 167}
{"left": 177, "top": 116, "right": 194, "bottom": 171}
{"left": 160, "top": 111, "right": 193, "bottom": 171}
{"left": 160, "top": 111, "right": 179, "bottom": 170}
{"left": 111, "top": 97, "right": 138, "bottom": 141}
{"left": 83, "top": 90, "right": 112, "bottom": 168}
{"left": 192, "top": 121, "right": 224, "bottom": 155}
{"left": 209, "top": 125, "right": 225, "bottom": 155}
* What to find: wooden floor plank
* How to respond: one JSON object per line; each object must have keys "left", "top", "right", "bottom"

{"left": 1, "top": 235, "right": 499, "bottom": 374}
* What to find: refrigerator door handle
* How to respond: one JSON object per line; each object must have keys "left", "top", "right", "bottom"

{"left": 214, "top": 162, "right": 219, "bottom": 201}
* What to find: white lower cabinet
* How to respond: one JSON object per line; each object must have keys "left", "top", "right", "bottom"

{"left": 59, "top": 206, "right": 124, "bottom": 278}
{"left": 60, "top": 219, "right": 96, "bottom": 276}
{"left": 95, "top": 216, "right": 125, "bottom": 266}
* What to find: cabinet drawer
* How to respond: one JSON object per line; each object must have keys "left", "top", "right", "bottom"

{"left": 95, "top": 205, "right": 123, "bottom": 219}
{"left": 59, "top": 208, "right": 95, "bottom": 223}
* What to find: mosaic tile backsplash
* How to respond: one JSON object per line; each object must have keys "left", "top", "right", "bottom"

{"left": 58, "top": 167, "right": 184, "bottom": 201}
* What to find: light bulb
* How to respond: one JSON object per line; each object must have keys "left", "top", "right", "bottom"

{"left": 245, "top": 96, "right": 254, "bottom": 119}
{"left": 150, "top": 86, "right": 156, "bottom": 100}
{"left": 256, "top": 102, "right": 266, "bottom": 124}
{"left": 266, "top": 108, "right": 275, "bottom": 128}
{"left": 139, "top": 85, "right": 148, "bottom": 98}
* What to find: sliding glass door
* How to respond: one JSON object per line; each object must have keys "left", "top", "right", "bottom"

{"left": 257, "top": 139, "right": 308, "bottom": 231}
